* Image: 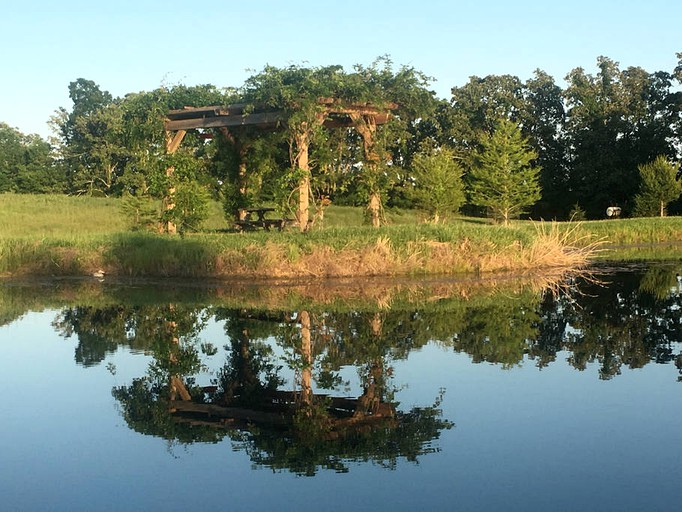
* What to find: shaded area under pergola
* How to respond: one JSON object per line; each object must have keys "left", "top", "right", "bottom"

{"left": 163, "top": 99, "right": 395, "bottom": 232}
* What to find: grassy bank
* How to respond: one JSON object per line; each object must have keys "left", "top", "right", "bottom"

{"left": 3, "top": 193, "right": 678, "bottom": 279}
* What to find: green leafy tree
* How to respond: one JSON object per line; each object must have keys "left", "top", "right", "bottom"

{"left": 53, "top": 79, "right": 116, "bottom": 195}
{"left": 71, "top": 102, "right": 129, "bottom": 196}
{"left": 523, "top": 70, "right": 568, "bottom": 218}
{"left": 563, "top": 57, "right": 678, "bottom": 217}
{"left": 468, "top": 119, "right": 541, "bottom": 225}
{"left": 0, "top": 123, "right": 63, "bottom": 193}
{"left": 409, "top": 147, "right": 465, "bottom": 222}
{"left": 633, "top": 156, "right": 681, "bottom": 217}
{"left": 447, "top": 74, "right": 526, "bottom": 159}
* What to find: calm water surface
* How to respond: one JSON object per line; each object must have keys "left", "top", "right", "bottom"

{"left": 1, "top": 262, "right": 681, "bottom": 511}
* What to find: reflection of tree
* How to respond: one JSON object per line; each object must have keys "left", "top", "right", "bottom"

{"left": 214, "top": 309, "right": 283, "bottom": 408}
{"left": 112, "top": 308, "right": 453, "bottom": 475}
{"left": 53, "top": 306, "right": 128, "bottom": 366}
{"left": 53, "top": 304, "right": 209, "bottom": 367}
{"left": 107, "top": 304, "right": 216, "bottom": 444}
{"left": 52, "top": 264, "right": 682, "bottom": 386}
{"left": 527, "top": 291, "right": 569, "bottom": 368}
{"left": 452, "top": 296, "right": 541, "bottom": 368}
{"left": 561, "top": 267, "right": 682, "bottom": 380}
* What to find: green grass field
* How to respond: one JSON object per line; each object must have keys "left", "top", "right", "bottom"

{"left": 0, "top": 193, "right": 680, "bottom": 279}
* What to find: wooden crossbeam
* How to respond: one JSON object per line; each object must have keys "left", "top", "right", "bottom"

{"left": 164, "top": 111, "right": 283, "bottom": 131}
{"left": 164, "top": 100, "right": 394, "bottom": 132}
{"left": 165, "top": 129, "right": 187, "bottom": 153}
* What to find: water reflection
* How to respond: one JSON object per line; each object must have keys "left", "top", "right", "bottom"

{"left": 5, "top": 262, "right": 682, "bottom": 476}
{"left": 106, "top": 308, "right": 454, "bottom": 475}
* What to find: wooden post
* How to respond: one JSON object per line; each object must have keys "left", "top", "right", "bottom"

{"left": 350, "top": 114, "right": 383, "bottom": 228}
{"left": 163, "top": 130, "right": 186, "bottom": 234}
{"left": 220, "top": 127, "right": 249, "bottom": 220}
{"left": 294, "top": 130, "right": 311, "bottom": 232}
{"left": 299, "top": 310, "right": 312, "bottom": 405}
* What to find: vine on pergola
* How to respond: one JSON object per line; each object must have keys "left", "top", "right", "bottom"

{"left": 163, "top": 59, "right": 434, "bottom": 232}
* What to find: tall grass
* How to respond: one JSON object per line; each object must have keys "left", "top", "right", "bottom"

{"left": 563, "top": 217, "right": 682, "bottom": 246}
{"left": 11, "top": 193, "right": 679, "bottom": 279}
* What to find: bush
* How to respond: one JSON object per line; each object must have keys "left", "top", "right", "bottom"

{"left": 165, "top": 180, "right": 211, "bottom": 234}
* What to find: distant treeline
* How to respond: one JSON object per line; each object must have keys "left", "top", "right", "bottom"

{"left": 2, "top": 54, "right": 682, "bottom": 221}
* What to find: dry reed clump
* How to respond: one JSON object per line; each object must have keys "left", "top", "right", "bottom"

{"left": 212, "top": 239, "right": 399, "bottom": 279}
{"left": 206, "top": 222, "right": 604, "bottom": 280}
{"left": 526, "top": 222, "right": 606, "bottom": 270}
{"left": 214, "top": 242, "right": 292, "bottom": 278}
{"left": 294, "top": 237, "right": 399, "bottom": 278}
{"left": 471, "top": 222, "right": 605, "bottom": 273}
{"left": 414, "top": 238, "right": 511, "bottom": 274}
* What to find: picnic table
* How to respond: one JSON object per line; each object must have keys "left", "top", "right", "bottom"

{"left": 234, "top": 207, "right": 295, "bottom": 231}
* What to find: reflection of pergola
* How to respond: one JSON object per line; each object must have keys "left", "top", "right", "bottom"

{"left": 164, "top": 99, "right": 394, "bottom": 232}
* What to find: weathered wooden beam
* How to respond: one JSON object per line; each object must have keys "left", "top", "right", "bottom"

{"left": 165, "top": 129, "right": 187, "bottom": 154}
{"left": 169, "top": 400, "right": 288, "bottom": 425}
{"left": 164, "top": 112, "right": 283, "bottom": 131}
{"left": 166, "top": 104, "right": 248, "bottom": 120}
{"left": 165, "top": 101, "right": 392, "bottom": 131}
{"left": 170, "top": 375, "right": 192, "bottom": 401}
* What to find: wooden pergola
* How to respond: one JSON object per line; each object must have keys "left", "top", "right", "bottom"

{"left": 163, "top": 99, "right": 395, "bottom": 232}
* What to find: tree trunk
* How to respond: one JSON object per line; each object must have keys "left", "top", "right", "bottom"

{"left": 660, "top": 201, "right": 665, "bottom": 217}
{"left": 502, "top": 208, "right": 510, "bottom": 226}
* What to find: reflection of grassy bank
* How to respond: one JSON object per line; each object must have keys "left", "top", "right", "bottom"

{"left": 0, "top": 270, "right": 575, "bottom": 327}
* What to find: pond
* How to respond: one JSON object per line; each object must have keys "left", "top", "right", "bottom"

{"left": 1, "top": 262, "right": 681, "bottom": 511}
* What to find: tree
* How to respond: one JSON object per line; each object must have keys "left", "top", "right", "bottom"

{"left": 71, "top": 102, "right": 130, "bottom": 196}
{"left": 468, "top": 119, "right": 541, "bottom": 225}
{"left": 346, "top": 57, "right": 437, "bottom": 226}
{"left": 563, "top": 57, "right": 679, "bottom": 217}
{"left": 163, "top": 179, "right": 211, "bottom": 234}
{"left": 633, "top": 156, "right": 681, "bottom": 217}
{"left": 409, "top": 147, "right": 465, "bottom": 222}
{"left": 0, "top": 123, "right": 62, "bottom": 193}
{"left": 448, "top": 74, "right": 527, "bottom": 160}
{"left": 523, "top": 70, "right": 568, "bottom": 218}
{"left": 52, "top": 79, "right": 119, "bottom": 195}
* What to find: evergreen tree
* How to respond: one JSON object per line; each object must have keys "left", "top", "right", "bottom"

{"left": 409, "top": 147, "right": 465, "bottom": 222}
{"left": 468, "top": 119, "right": 541, "bottom": 225}
{"left": 633, "top": 156, "right": 681, "bottom": 217}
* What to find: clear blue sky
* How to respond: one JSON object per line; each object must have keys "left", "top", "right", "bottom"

{"left": 2, "top": 0, "right": 680, "bottom": 138}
